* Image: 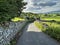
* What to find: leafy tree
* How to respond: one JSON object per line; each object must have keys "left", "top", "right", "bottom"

{"left": 0, "top": 0, "right": 27, "bottom": 23}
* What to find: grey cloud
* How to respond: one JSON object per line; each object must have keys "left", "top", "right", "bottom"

{"left": 33, "top": 1, "right": 57, "bottom": 7}
{"left": 31, "top": 0, "right": 40, "bottom": 3}
{"left": 28, "top": 7, "right": 41, "bottom": 10}
{"left": 23, "top": 0, "right": 60, "bottom": 13}
{"left": 39, "top": 2, "right": 57, "bottom": 6}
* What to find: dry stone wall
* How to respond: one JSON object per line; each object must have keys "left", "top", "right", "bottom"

{"left": 0, "top": 21, "right": 26, "bottom": 45}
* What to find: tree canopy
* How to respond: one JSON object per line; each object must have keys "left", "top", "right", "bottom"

{"left": 0, "top": 0, "right": 27, "bottom": 22}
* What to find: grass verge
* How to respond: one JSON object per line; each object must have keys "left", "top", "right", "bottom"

{"left": 34, "top": 21, "right": 60, "bottom": 42}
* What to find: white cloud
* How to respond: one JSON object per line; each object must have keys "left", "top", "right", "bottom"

{"left": 23, "top": 0, "right": 60, "bottom": 13}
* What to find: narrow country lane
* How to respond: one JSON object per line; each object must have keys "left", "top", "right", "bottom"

{"left": 16, "top": 23, "right": 60, "bottom": 45}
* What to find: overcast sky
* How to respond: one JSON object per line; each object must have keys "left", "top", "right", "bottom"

{"left": 23, "top": 0, "right": 60, "bottom": 13}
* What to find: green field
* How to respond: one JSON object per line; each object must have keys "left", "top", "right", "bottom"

{"left": 11, "top": 17, "right": 25, "bottom": 22}
{"left": 41, "top": 16, "right": 60, "bottom": 21}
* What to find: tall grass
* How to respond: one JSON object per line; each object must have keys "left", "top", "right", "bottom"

{"left": 44, "top": 22, "right": 60, "bottom": 41}
{"left": 34, "top": 21, "right": 60, "bottom": 42}
{"left": 34, "top": 21, "right": 43, "bottom": 30}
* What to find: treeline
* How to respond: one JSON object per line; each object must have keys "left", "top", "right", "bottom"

{"left": 21, "top": 12, "right": 60, "bottom": 19}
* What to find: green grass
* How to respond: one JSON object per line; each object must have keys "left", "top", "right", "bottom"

{"left": 34, "top": 21, "right": 60, "bottom": 42}
{"left": 41, "top": 16, "right": 60, "bottom": 21}
{"left": 34, "top": 21, "right": 44, "bottom": 30}
{"left": 11, "top": 17, "right": 25, "bottom": 22}
{"left": 43, "top": 22, "right": 60, "bottom": 39}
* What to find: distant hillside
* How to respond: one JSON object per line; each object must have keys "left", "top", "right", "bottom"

{"left": 47, "top": 11, "right": 60, "bottom": 14}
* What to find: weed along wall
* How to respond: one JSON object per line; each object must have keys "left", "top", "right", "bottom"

{"left": 0, "top": 21, "right": 27, "bottom": 45}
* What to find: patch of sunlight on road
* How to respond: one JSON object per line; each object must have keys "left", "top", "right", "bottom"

{"left": 26, "top": 23, "right": 42, "bottom": 32}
